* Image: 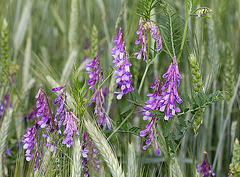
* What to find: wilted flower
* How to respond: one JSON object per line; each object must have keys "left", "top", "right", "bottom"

{"left": 134, "top": 17, "right": 162, "bottom": 60}
{"left": 197, "top": 152, "right": 215, "bottom": 177}
{"left": 159, "top": 56, "right": 182, "bottom": 120}
{"left": 112, "top": 28, "right": 134, "bottom": 99}
{"left": 140, "top": 76, "right": 162, "bottom": 155}
{"left": 82, "top": 131, "right": 101, "bottom": 177}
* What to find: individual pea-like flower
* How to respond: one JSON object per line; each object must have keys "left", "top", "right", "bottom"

{"left": 81, "top": 131, "right": 101, "bottom": 177}
{"left": 52, "top": 84, "right": 66, "bottom": 132}
{"left": 159, "top": 56, "right": 182, "bottom": 120}
{"left": 134, "top": 17, "right": 162, "bottom": 60}
{"left": 62, "top": 111, "right": 80, "bottom": 147}
{"left": 197, "top": 152, "right": 215, "bottom": 177}
{"left": 140, "top": 76, "right": 162, "bottom": 155}
{"left": 112, "top": 28, "right": 134, "bottom": 99}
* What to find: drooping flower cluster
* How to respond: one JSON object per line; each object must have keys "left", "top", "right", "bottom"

{"left": 159, "top": 56, "right": 182, "bottom": 120}
{"left": 35, "top": 87, "right": 57, "bottom": 151}
{"left": 82, "top": 131, "right": 101, "bottom": 177}
{"left": 22, "top": 122, "right": 42, "bottom": 171}
{"left": 92, "top": 90, "right": 112, "bottom": 129}
{"left": 85, "top": 55, "right": 112, "bottom": 129}
{"left": 85, "top": 55, "right": 100, "bottom": 92}
{"left": 0, "top": 93, "right": 12, "bottom": 118}
{"left": 197, "top": 152, "right": 215, "bottom": 177}
{"left": 112, "top": 28, "right": 134, "bottom": 99}
{"left": 140, "top": 76, "right": 162, "bottom": 155}
{"left": 62, "top": 111, "right": 80, "bottom": 147}
{"left": 134, "top": 17, "right": 162, "bottom": 60}
{"left": 52, "top": 84, "right": 80, "bottom": 147}
{"left": 52, "top": 84, "right": 66, "bottom": 132}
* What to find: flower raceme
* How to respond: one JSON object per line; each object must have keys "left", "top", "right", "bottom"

{"left": 134, "top": 17, "right": 162, "bottom": 60}
{"left": 52, "top": 84, "right": 80, "bottom": 147}
{"left": 85, "top": 55, "right": 112, "bottom": 129}
{"left": 81, "top": 131, "right": 101, "bottom": 176}
{"left": 197, "top": 152, "right": 215, "bottom": 177}
{"left": 112, "top": 27, "right": 134, "bottom": 100}
{"left": 159, "top": 56, "right": 182, "bottom": 120}
{"left": 140, "top": 76, "right": 162, "bottom": 155}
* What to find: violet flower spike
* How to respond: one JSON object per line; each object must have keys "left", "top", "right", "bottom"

{"left": 52, "top": 85, "right": 66, "bottom": 132}
{"left": 134, "top": 18, "right": 162, "bottom": 60}
{"left": 94, "top": 90, "right": 112, "bottom": 129}
{"left": 85, "top": 55, "right": 100, "bottom": 91}
{"left": 35, "top": 87, "right": 58, "bottom": 151}
{"left": 140, "top": 76, "right": 162, "bottom": 155}
{"left": 62, "top": 112, "right": 80, "bottom": 147}
{"left": 22, "top": 123, "right": 37, "bottom": 161}
{"left": 113, "top": 53, "right": 134, "bottom": 100}
{"left": 197, "top": 152, "right": 215, "bottom": 177}
{"left": 85, "top": 55, "right": 112, "bottom": 129}
{"left": 81, "top": 131, "right": 101, "bottom": 177}
{"left": 159, "top": 56, "right": 182, "bottom": 120}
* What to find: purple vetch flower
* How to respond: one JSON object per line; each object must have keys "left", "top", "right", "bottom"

{"left": 62, "top": 112, "right": 80, "bottom": 147}
{"left": 91, "top": 90, "right": 112, "bottom": 129}
{"left": 85, "top": 55, "right": 112, "bottom": 129}
{"left": 134, "top": 17, "right": 162, "bottom": 60}
{"left": 85, "top": 55, "right": 100, "bottom": 91}
{"left": 140, "top": 76, "right": 162, "bottom": 155}
{"left": 81, "top": 131, "right": 101, "bottom": 177}
{"left": 197, "top": 152, "right": 215, "bottom": 177}
{"left": 35, "top": 87, "right": 54, "bottom": 128}
{"left": 35, "top": 87, "right": 57, "bottom": 151}
{"left": 159, "top": 56, "right": 182, "bottom": 120}
{"left": 5, "top": 147, "right": 11, "bottom": 156}
{"left": 22, "top": 122, "right": 42, "bottom": 171}
{"left": 113, "top": 53, "right": 134, "bottom": 100}
{"left": 0, "top": 93, "right": 12, "bottom": 118}
{"left": 112, "top": 28, "right": 134, "bottom": 99}
{"left": 52, "top": 84, "right": 66, "bottom": 132}
{"left": 24, "top": 108, "right": 37, "bottom": 123}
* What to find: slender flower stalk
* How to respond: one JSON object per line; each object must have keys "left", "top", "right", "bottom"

{"left": 112, "top": 28, "right": 134, "bottom": 99}
{"left": 134, "top": 17, "right": 162, "bottom": 60}
{"left": 159, "top": 56, "right": 182, "bottom": 120}
{"left": 140, "top": 76, "right": 162, "bottom": 155}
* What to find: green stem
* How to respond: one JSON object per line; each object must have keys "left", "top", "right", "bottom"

{"left": 165, "top": 137, "right": 172, "bottom": 177}
{"left": 138, "top": 63, "right": 150, "bottom": 94}
{"left": 177, "top": 1, "right": 190, "bottom": 62}
{"left": 107, "top": 107, "right": 136, "bottom": 140}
